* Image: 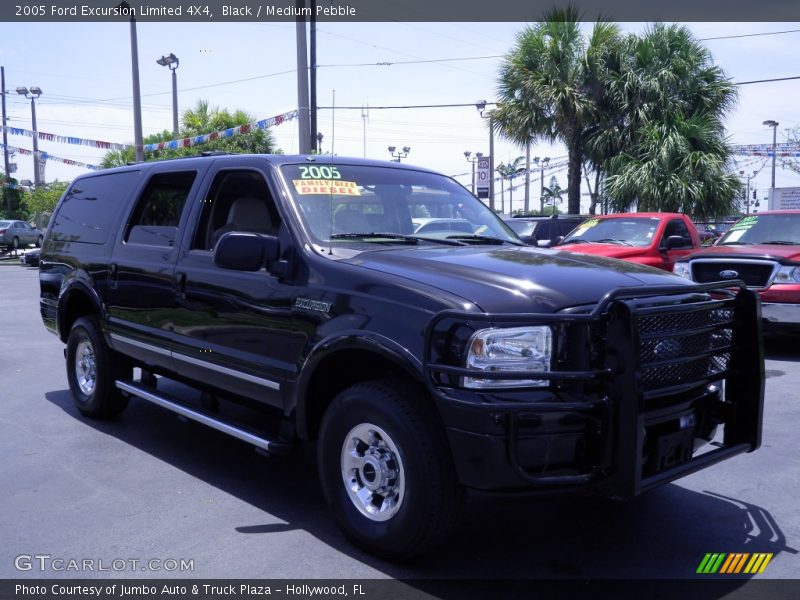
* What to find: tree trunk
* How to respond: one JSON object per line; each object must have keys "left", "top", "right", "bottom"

{"left": 567, "top": 141, "right": 582, "bottom": 215}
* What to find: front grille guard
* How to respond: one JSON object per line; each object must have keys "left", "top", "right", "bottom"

{"left": 423, "top": 281, "right": 764, "bottom": 497}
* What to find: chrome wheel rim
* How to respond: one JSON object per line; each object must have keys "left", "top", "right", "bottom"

{"left": 341, "top": 422, "right": 405, "bottom": 522}
{"left": 75, "top": 339, "right": 97, "bottom": 396}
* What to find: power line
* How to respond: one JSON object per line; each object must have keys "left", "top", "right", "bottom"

{"left": 319, "top": 55, "right": 500, "bottom": 68}
{"left": 736, "top": 75, "right": 800, "bottom": 86}
{"left": 699, "top": 28, "right": 800, "bottom": 41}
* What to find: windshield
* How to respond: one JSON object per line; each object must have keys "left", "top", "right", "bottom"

{"left": 560, "top": 217, "right": 661, "bottom": 247}
{"left": 280, "top": 163, "right": 518, "bottom": 245}
{"left": 717, "top": 213, "right": 800, "bottom": 245}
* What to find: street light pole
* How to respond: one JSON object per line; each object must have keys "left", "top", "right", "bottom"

{"left": 538, "top": 156, "right": 550, "bottom": 213}
{"left": 739, "top": 169, "right": 758, "bottom": 215}
{"left": 16, "top": 86, "right": 43, "bottom": 186}
{"left": 763, "top": 119, "right": 779, "bottom": 191}
{"left": 464, "top": 151, "right": 482, "bottom": 195}
{"left": 476, "top": 101, "right": 495, "bottom": 211}
{"left": 156, "top": 53, "right": 180, "bottom": 136}
{"left": 388, "top": 145, "right": 410, "bottom": 162}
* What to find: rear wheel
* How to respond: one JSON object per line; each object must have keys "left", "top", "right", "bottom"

{"left": 12, "top": 237, "right": 19, "bottom": 249}
{"left": 318, "top": 379, "right": 462, "bottom": 560}
{"left": 36, "top": 235, "right": 43, "bottom": 247}
{"left": 66, "top": 316, "right": 130, "bottom": 418}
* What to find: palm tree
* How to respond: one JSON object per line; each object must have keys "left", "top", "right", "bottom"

{"left": 494, "top": 7, "right": 622, "bottom": 215}
{"left": 505, "top": 156, "right": 527, "bottom": 213}
{"left": 602, "top": 24, "right": 740, "bottom": 218}
{"left": 101, "top": 101, "right": 279, "bottom": 167}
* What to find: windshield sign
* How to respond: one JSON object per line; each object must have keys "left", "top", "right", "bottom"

{"left": 280, "top": 163, "right": 518, "bottom": 245}
{"left": 561, "top": 217, "right": 659, "bottom": 247}
{"left": 718, "top": 214, "right": 800, "bottom": 245}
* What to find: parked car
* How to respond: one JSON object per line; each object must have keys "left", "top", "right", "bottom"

{"left": 412, "top": 217, "right": 474, "bottom": 235}
{"left": 555, "top": 212, "right": 703, "bottom": 271}
{"left": 0, "top": 220, "right": 44, "bottom": 249}
{"left": 502, "top": 214, "right": 584, "bottom": 247}
{"left": 674, "top": 210, "right": 800, "bottom": 330}
{"left": 39, "top": 155, "right": 763, "bottom": 559}
{"left": 20, "top": 247, "right": 41, "bottom": 267}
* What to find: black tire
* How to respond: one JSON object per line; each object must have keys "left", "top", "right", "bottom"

{"left": 36, "top": 235, "right": 43, "bottom": 247}
{"left": 66, "top": 316, "right": 131, "bottom": 418}
{"left": 318, "top": 379, "right": 463, "bottom": 560}
{"left": 12, "top": 237, "right": 19, "bottom": 249}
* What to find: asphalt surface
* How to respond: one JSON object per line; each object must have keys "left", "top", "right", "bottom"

{"left": 1, "top": 265, "right": 798, "bottom": 586}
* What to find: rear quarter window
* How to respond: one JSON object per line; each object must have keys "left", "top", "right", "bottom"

{"left": 50, "top": 171, "right": 141, "bottom": 245}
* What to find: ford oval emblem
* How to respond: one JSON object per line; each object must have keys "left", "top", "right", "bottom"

{"left": 719, "top": 269, "right": 739, "bottom": 279}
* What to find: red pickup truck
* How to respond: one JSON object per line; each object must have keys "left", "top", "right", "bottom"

{"left": 555, "top": 212, "right": 702, "bottom": 271}
{"left": 674, "top": 210, "right": 800, "bottom": 329}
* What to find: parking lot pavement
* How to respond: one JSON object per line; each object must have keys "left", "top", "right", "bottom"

{"left": 1, "top": 266, "right": 798, "bottom": 583}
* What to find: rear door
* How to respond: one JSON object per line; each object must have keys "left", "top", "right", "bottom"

{"left": 106, "top": 165, "right": 206, "bottom": 370}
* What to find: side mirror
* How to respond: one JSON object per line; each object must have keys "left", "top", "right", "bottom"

{"left": 214, "top": 232, "right": 280, "bottom": 271}
{"left": 665, "top": 235, "right": 690, "bottom": 250}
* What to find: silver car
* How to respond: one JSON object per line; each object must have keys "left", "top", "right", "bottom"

{"left": 0, "top": 220, "right": 44, "bottom": 249}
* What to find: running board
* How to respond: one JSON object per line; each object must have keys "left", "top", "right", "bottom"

{"left": 115, "top": 380, "right": 293, "bottom": 455}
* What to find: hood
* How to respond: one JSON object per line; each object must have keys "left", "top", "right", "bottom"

{"left": 687, "top": 243, "right": 800, "bottom": 263}
{"left": 555, "top": 242, "right": 651, "bottom": 260}
{"left": 345, "top": 245, "right": 694, "bottom": 314}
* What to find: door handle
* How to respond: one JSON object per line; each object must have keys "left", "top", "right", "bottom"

{"left": 175, "top": 272, "right": 187, "bottom": 301}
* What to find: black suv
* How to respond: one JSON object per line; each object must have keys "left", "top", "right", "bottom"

{"left": 40, "top": 154, "right": 764, "bottom": 559}
{"left": 503, "top": 214, "right": 585, "bottom": 247}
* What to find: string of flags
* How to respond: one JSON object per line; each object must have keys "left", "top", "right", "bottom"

{"left": 0, "top": 143, "right": 99, "bottom": 170}
{"left": 143, "top": 109, "right": 298, "bottom": 151}
{"left": 732, "top": 143, "right": 800, "bottom": 157}
{"left": 1, "top": 126, "right": 128, "bottom": 151}
{"left": 1, "top": 109, "right": 298, "bottom": 156}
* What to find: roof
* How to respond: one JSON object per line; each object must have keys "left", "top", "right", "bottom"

{"left": 77, "top": 153, "right": 441, "bottom": 179}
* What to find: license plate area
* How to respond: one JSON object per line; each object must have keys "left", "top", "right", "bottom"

{"left": 645, "top": 422, "right": 695, "bottom": 476}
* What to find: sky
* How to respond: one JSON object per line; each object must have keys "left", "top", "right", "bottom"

{"left": 1, "top": 19, "right": 800, "bottom": 214}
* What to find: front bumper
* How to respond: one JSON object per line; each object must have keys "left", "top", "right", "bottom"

{"left": 425, "top": 282, "right": 764, "bottom": 498}
{"left": 761, "top": 302, "right": 800, "bottom": 325}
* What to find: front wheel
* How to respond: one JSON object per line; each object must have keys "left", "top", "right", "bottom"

{"left": 66, "top": 316, "right": 130, "bottom": 418}
{"left": 318, "top": 380, "right": 462, "bottom": 560}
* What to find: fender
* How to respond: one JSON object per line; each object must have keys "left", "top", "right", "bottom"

{"left": 291, "top": 331, "right": 424, "bottom": 439}
{"left": 57, "top": 274, "right": 105, "bottom": 342}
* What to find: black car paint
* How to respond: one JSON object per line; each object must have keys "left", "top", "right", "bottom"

{"left": 39, "top": 154, "right": 763, "bottom": 496}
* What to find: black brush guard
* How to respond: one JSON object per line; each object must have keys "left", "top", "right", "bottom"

{"left": 423, "top": 282, "right": 764, "bottom": 498}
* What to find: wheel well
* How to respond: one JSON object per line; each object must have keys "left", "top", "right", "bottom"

{"left": 302, "top": 349, "right": 422, "bottom": 441}
{"left": 60, "top": 289, "right": 98, "bottom": 342}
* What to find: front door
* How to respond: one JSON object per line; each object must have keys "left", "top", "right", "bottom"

{"left": 170, "top": 161, "right": 305, "bottom": 408}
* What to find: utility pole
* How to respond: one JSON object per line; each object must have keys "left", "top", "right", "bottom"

{"left": 1, "top": 66, "right": 11, "bottom": 189}
{"left": 361, "top": 105, "right": 368, "bottom": 158}
{"left": 125, "top": 2, "right": 144, "bottom": 162}
{"left": 763, "top": 119, "right": 779, "bottom": 191}
{"left": 524, "top": 141, "right": 531, "bottom": 214}
{"left": 309, "top": 0, "right": 317, "bottom": 152}
{"left": 295, "top": 0, "right": 311, "bottom": 154}
{"left": 1, "top": 66, "right": 9, "bottom": 216}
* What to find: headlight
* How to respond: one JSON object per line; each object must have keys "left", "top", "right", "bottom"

{"left": 775, "top": 265, "right": 800, "bottom": 284}
{"left": 463, "top": 326, "right": 552, "bottom": 389}
{"left": 673, "top": 261, "right": 692, "bottom": 279}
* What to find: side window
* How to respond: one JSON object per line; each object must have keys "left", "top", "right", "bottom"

{"left": 51, "top": 171, "right": 142, "bottom": 245}
{"left": 126, "top": 171, "right": 196, "bottom": 247}
{"left": 662, "top": 219, "right": 692, "bottom": 248}
{"left": 192, "top": 170, "right": 280, "bottom": 251}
